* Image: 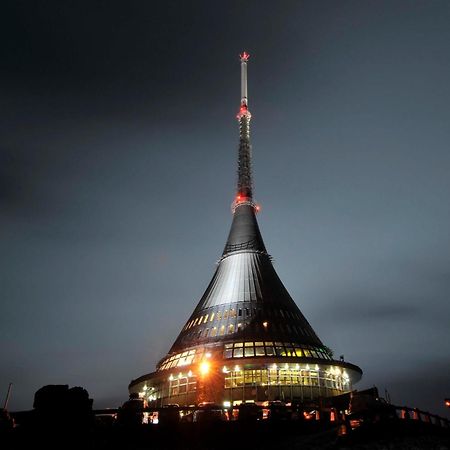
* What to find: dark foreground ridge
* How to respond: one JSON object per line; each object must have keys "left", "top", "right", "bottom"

{"left": 1, "top": 385, "right": 449, "bottom": 450}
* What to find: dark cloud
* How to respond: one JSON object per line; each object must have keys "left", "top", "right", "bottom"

{"left": 330, "top": 299, "right": 419, "bottom": 321}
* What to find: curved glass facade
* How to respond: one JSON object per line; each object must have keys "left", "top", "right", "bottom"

{"left": 157, "top": 341, "right": 333, "bottom": 371}
{"left": 133, "top": 361, "right": 356, "bottom": 407}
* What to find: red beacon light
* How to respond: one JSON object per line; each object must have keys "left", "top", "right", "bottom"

{"left": 240, "top": 51, "right": 250, "bottom": 62}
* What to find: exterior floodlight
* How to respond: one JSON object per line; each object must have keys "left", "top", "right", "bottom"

{"left": 199, "top": 361, "right": 210, "bottom": 376}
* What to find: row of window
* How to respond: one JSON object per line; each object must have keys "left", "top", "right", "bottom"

{"left": 223, "top": 368, "right": 349, "bottom": 390}
{"left": 183, "top": 320, "right": 317, "bottom": 343}
{"left": 158, "top": 348, "right": 205, "bottom": 371}
{"left": 157, "top": 342, "right": 332, "bottom": 372}
{"left": 223, "top": 342, "right": 332, "bottom": 361}
{"left": 183, "top": 306, "right": 311, "bottom": 334}
{"left": 152, "top": 366, "right": 349, "bottom": 400}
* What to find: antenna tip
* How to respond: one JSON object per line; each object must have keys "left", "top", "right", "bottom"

{"left": 240, "top": 51, "right": 250, "bottom": 62}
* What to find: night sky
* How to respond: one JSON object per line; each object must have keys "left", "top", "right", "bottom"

{"left": 1, "top": 1, "right": 450, "bottom": 417}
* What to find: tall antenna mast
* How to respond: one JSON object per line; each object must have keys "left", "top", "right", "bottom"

{"left": 240, "top": 51, "right": 249, "bottom": 107}
{"left": 235, "top": 51, "right": 254, "bottom": 206}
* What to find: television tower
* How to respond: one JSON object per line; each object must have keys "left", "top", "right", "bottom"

{"left": 129, "top": 53, "right": 362, "bottom": 406}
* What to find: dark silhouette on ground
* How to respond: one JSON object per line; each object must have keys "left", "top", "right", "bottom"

{"left": 2, "top": 385, "right": 450, "bottom": 449}
{"left": 4, "top": 384, "right": 94, "bottom": 449}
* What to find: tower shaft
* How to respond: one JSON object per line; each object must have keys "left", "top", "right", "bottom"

{"left": 236, "top": 52, "right": 253, "bottom": 201}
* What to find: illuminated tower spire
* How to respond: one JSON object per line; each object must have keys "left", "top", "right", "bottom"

{"left": 236, "top": 51, "right": 253, "bottom": 202}
{"left": 223, "top": 52, "right": 266, "bottom": 256}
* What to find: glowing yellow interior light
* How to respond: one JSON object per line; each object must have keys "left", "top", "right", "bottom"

{"left": 262, "top": 321, "right": 268, "bottom": 328}
{"left": 188, "top": 370, "right": 193, "bottom": 377}
{"left": 199, "top": 361, "right": 210, "bottom": 376}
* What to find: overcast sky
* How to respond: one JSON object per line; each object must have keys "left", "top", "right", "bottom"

{"left": 1, "top": 0, "right": 450, "bottom": 417}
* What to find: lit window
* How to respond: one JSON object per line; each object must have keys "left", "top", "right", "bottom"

{"left": 233, "top": 348, "right": 243, "bottom": 357}
{"left": 237, "top": 323, "right": 242, "bottom": 331}
{"left": 193, "top": 318, "right": 199, "bottom": 326}
{"left": 223, "top": 310, "right": 228, "bottom": 319}
{"left": 219, "top": 325, "right": 225, "bottom": 336}
{"left": 230, "top": 309, "right": 236, "bottom": 317}
{"left": 204, "top": 328, "right": 209, "bottom": 337}
{"left": 211, "top": 327, "right": 217, "bottom": 337}
{"left": 255, "top": 346, "right": 265, "bottom": 356}
{"left": 217, "top": 311, "right": 222, "bottom": 320}
{"left": 203, "top": 314, "right": 209, "bottom": 323}
{"left": 285, "top": 345, "right": 294, "bottom": 356}
{"left": 198, "top": 316, "right": 203, "bottom": 325}
{"left": 234, "top": 342, "right": 243, "bottom": 347}
{"left": 228, "top": 324, "right": 234, "bottom": 334}
{"left": 244, "top": 347, "right": 255, "bottom": 357}
{"left": 210, "top": 312, "right": 215, "bottom": 322}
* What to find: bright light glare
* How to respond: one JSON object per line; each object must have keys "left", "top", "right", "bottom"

{"left": 200, "top": 361, "right": 210, "bottom": 376}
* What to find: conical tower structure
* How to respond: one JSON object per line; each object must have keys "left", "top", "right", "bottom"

{"left": 130, "top": 53, "right": 362, "bottom": 406}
